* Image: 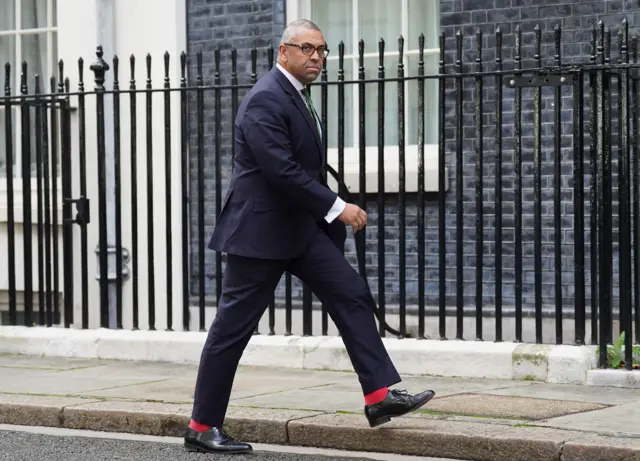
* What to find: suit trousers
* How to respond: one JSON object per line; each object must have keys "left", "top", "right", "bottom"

{"left": 191, "top": 228, "right": 402, "bottom": 427}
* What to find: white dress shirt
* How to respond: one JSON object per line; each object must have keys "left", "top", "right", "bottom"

{"left": 275, "top": 63, "right": 346, "bottom": 224}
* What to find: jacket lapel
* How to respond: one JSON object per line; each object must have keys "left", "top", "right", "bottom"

{"left": 291, "top": 95, "right": 324, "bottom": 158}
{"left": 272, "top": 68, "right": 324, "bottom": 162}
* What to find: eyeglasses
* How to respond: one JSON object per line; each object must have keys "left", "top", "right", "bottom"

{"left": 284, "top": 43, "right": 330, "bottom": 58}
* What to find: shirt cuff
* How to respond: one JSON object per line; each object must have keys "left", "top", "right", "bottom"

{"left": 324, "top": 196, "right": 346, "bottom": 223}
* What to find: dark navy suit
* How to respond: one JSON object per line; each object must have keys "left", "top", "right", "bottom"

{"left": 191, "top": 66, "right": 401, "bottom": 427}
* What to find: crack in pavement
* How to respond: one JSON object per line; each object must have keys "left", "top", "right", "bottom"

{"left": 558, "top": 440, "right": 566, "bottom": 461}
{"left": 80, "top": 378, "right": 175, "bottom": 393}
{"left": 0, "top": 392, "right": 107, "bottom": 400}
{"left": 229, "top": 381, "right": 346, "bottom": 402}
{"left": 534, "top": 424, "right": 640, "bottom": 439}
{"left": 283, "top": 412, "right": 331, "bottom": 445}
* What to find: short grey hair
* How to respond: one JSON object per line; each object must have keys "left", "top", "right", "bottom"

{"left": 280, "top": 19, "right": 322, "bottom": 44}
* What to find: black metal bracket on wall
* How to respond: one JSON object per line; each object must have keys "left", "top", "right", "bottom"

{"left": 93, "top": 246, "right": 131, "bottom": 282}
{"left": 504, "top": 73, "right": 575, "bottom": 88}
{"left": 63, "top": 197, "right": 91, "bottom": 226}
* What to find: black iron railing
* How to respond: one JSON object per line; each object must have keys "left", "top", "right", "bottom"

{"left": 0, "top": 20, "right": 638, "bottom": 371}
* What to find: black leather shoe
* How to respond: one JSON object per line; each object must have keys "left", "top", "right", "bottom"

{"left": 364, "top": 389, "right": 435, "bottom": 428}
{"left": 184, "top": 427, "right": 252, "bottom": 454}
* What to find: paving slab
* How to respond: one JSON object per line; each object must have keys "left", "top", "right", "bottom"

{"left": 231, "top": 388, "right": 366, "bottom": 412}
{"left": 316, "top": 375, "right": 533, "bottom": 397}
{"left": 0, "top": 366, "right": 175, "bottom": 395}
{"left": 424, "top": 393, "right": 608, "bottom": 420}
{"left": 228, "top": 367, "right": 353, "bottom": 399}
{"left": 78, "top": 367, "right": 356, "bottom": 403}
{"left": 0, "top": 393, "right": 96, "bottom": 406}
{"left": 537, "top": 400, "right": 640, "bottom": 437}
{"left": 0, "top": 355, "right": 106, "bottom": 371}
{"left": 479, "top": 381, "right": 640, "bottom": 405}
{"left": 56, "top": 360, "right": 197, "bottom": 380}
{"left": 78, "top": 378, "right": 196, "bottom": 403}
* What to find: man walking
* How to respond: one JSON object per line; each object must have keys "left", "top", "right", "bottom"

{"left": 184, "top": 19, "right": 436, "bottom": 455}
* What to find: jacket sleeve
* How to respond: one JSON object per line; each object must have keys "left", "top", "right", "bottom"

{"left": 242, "top": 91, "right": 339, "bottom": 221}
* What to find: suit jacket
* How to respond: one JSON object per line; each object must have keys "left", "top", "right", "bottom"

{"left": 208, "top": 66, "right": 347, "bottom": 259}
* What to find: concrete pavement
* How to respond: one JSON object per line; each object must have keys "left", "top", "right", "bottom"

{"left": 0, "top": 354, "right": 639, "bottom": 460}
{"left": 0, "top": 327, "right": 605, "bottom": 386}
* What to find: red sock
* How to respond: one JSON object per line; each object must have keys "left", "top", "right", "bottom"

{"left": 189, "top": 419, "right": 212, "bottom": 432}
{"left": 364, "top": 387, "right": 389, "bottom": 405}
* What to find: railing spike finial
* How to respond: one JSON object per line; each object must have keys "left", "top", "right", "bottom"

{"left": 90, "top": 45, "right": 110, "bottom": 89}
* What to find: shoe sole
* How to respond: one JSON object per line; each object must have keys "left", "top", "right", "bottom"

{"left": 368, "top": 392, "right": 436, "bottom": 428}
{"left": 184, "top": 441, "right": 253, "bottom": 455}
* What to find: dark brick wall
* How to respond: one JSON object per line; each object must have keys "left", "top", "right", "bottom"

{"left": 434, "top": 0, "right": 640, "bottom": 316}
{"left": 186, "top": 0, "right": 285, "bottom": 296}
{"left": 186, "top": 0, "right": 640, "bottom": 329}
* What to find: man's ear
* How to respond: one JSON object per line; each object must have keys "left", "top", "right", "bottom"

{"left": 278, "top": 44, "right": 288, "bottom": 62}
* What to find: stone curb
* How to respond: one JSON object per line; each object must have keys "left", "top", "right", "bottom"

{"left": 0, "top": 326, "right": 603, "bottom": 385}
{"left": 1, "top": 402, "right": 639, "bottom": 461}
{"left": 586, "top": 369, "right": 640, "bottom": 388}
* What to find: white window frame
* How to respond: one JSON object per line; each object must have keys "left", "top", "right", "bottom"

{"left": 0, "top": 0, "right": 60, "bottom": 223}
{"left": 286, "top": 0, "right": 448, "bottom": 194}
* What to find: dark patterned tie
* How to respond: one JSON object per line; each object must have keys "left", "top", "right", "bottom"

{"left": 301, "top": 87, "right": 321, "bottom": 135}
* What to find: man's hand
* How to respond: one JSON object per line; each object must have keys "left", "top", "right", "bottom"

{"left": 337, "top": 203, "right": 367, "bottom": 233}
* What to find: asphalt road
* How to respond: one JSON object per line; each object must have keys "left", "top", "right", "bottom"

{"left": 0, "top": 425, "right": 462, "bottom": 461}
